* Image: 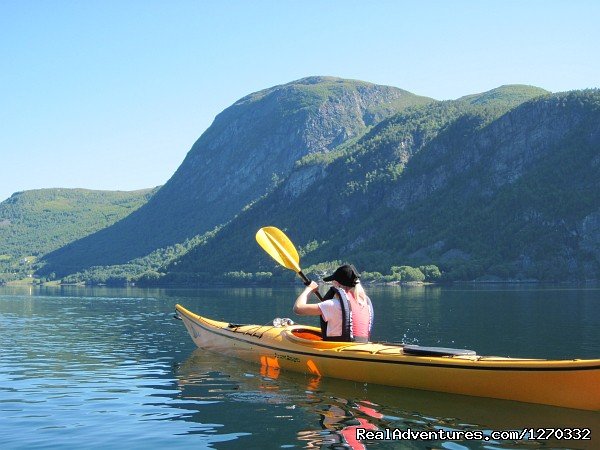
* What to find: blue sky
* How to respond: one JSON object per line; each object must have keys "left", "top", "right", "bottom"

{"left": 1, "top": 0, "right": 599, "bottom": 202}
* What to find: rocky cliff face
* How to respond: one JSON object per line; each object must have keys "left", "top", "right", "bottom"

{"left": 387, "top": 91, "right": 600, "bottom": 210}
{"left": 165, "top": 77, "right": 431, "bottom": 211}
{"left": 40, "top": 77, "right": 432, "bottom": 274}
{"left": 375, "top": 91, "right": 600, "bottom": 279}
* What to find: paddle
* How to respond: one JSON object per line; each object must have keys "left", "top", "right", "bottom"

{"left": 256, "top": 226, "right": 323, "bottom": 300}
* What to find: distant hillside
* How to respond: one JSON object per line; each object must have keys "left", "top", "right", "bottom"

{"left": 40, "top": 77, "right": 433, "bottom": 276}
{"left": 0, "top": 188, "right": 157, "bottom": 280}
{"left": 165, "top": 87, "right": 600, "bottom": 282}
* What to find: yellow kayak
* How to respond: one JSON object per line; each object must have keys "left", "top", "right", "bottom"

{"left": 175, "top": 304, "right": 600, "bottom": 411}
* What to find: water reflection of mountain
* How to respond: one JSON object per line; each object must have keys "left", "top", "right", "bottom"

{"left": 174, "top": 350, "right": 598, "bottom": 450}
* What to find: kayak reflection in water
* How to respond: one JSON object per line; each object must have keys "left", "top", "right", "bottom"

{"left": 294, "top": 264, "right": 374, "bottom": 343}
{"left": 298, "top": 396, "right": 381, "bottom": 450}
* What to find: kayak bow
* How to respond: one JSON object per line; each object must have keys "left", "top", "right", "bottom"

{"left": 175, "top": 304, "right": 600, "bottom": 411}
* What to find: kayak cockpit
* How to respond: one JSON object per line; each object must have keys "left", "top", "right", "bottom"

{"left": 290, "top": 328, "right": 322, "bottom": 341}
{"left": 284, "top": 326, "right": 361, "bottom": 349}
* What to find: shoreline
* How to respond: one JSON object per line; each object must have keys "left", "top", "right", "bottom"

{"left": 2, "top": 279, "right": 598, "bottom": 289}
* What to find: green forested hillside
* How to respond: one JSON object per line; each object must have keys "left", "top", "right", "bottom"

{"left": 0, "top": 188, "right": 157, "bottom": 281}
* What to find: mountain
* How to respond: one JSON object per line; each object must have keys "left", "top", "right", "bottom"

{"left": 32, "top": 81, "right": 600, "bottom": 284}
{"left": 0, "top": 188, "right": 157, "bottom": 280}
{"left": 165, "top": 87, "right": 600, "bottom": 282}
{"left": 39, "top": 77, "right": 433, "bottom": 276}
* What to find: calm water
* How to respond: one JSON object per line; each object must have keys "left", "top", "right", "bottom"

{"left": 1, "top": 284, "right": 598, "bottom": 449}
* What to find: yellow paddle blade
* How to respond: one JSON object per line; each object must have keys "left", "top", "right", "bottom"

{"left": 256, "top": 226, "right": 301, "bottom": 273}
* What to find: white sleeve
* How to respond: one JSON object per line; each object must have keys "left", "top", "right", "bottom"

{"left": 318, "top": 300, "right": 337, "bottom": 322}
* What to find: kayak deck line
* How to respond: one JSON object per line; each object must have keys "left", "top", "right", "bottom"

{"left": 175, "top": 304, "right": 600, "bottom": 410}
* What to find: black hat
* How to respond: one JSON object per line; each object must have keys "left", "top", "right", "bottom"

{"left": 323, "top": 264, "right": 360, "bottom": 286}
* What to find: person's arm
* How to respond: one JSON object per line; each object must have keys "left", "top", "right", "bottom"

{"left": 293, "top": 281, "right": 322, "bottom": 315}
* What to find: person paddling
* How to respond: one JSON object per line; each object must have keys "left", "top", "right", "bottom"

{"left": 294, "top": 264, "right": 373, "bottom": 342}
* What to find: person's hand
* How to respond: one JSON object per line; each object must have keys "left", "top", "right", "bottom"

{"left": 306, "top": 280, "right": 319, "bottom": 292}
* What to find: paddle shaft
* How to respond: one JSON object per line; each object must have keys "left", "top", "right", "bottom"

{"left": 298, "top": 270, "right": 324, "bottom": 301}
